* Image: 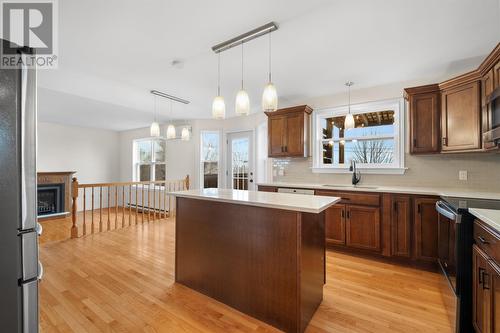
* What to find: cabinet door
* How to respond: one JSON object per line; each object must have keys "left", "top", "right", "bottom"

{"left": 346, "top": 205, "right": 380, "bottom": 251}
{"left": 490, "top": 260, "right": 500, "bottom": 333}
{"left": 441, "top": 81, "right": 481, "bottom": 151}
{"left": 325, "top": 204, "right": 345, "bottom": 245}
{"left": 391, "top": 196, "right": 411, "bottom": 257}
{"left": 494, "top": 60, "right": 500, "bottom": 90}
{"left": 284, "top": 113, "right": 304, "bottom": 156}
{"left": 483, "top": 69, "right": 495, "bottom": 104}
{"left": 473, "top": 245, "right": 491, "bottom": 333}
{"left": 410, "top": 92, "right": 440, "bottom": 154}
{"left": 268, "top": 116, "right": 286, "bottom": 157}
{"left": 414, "top": 198, "right": 438, "bottom": 262}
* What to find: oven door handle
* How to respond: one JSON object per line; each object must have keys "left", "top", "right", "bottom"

{"left": 436, "top": 201, "right": 457, "bottom": 221}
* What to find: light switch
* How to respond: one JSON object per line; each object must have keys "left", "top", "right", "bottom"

{"left": 459, "top": 170, "right": 468, "bottom": 181}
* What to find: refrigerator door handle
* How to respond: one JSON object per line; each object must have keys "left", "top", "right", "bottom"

{"left": 38, "top": 261, "right": 43, "bottom": 280}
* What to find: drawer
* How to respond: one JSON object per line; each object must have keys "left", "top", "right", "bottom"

{"left": 474, "top": 219, "right": 500, "bottom": 264}
{"left": 315, "top": 190, "right": 380, "bottom": 206}
{"left": 258, "top": 186, "right": 277, "bottom": 192}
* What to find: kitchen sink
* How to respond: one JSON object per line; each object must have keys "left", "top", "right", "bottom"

{"left": 322, "top": 184, "right": 379, "bottom": 190}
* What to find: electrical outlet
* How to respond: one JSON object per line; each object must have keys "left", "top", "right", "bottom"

{"left": 459, "top": 170, "right": 468, "bottom": 181}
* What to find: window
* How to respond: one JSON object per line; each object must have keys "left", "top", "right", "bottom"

{"left": 312, "top": 99, "right": 405, "bottom": 174}
{"left": 200, "top": 131, "right": 220, "bottom": 188}
{"left": 133, "top": 138, "right": 166, "bottom": 181}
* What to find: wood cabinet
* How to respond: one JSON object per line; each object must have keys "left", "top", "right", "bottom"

{"left": 440, "top": 80, "right": 481, "bottom": 152}
{"left": 414, "top": 198, "right": 439, "bottom": 262}
{"left": 404, "top": 85, "right": 441, "bottom": 154}
{"left": 324, "top": 204, "right": 345, "bottom": 245}
{"left": 257, "top": 185, "right": 277, "bottom": 192}
{"left": 494, "top": 60, "right": 500, "bottom": 89}
{"left": 391, "top": 195, "right": 411, "bottom": 258}
{"left": 483, "top": 69, "right": 495, "bottom": 105}
{"left": 346, "top": 205, "right": 381, "bottom": 251}
{"left": 266, "top": 105, "right": 312, "bottom": 157}
{"left": 473, "top": 244, "right": 493, "bottom": 333}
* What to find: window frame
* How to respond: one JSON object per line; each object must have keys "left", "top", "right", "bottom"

{"left": 312, "top": 98, "right": 406, "bottom": 174}
{"left": 199, "top": 130, "right": 221, "bottom": 189}
{"left": 133, "top": 138, "right": 167, "bottom": 181}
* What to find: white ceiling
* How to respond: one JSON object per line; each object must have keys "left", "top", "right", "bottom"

{"left": 38, "top": 0, "right": 500, "bottom": 131}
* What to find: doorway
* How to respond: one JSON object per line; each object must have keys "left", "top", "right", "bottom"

{"left": 226, "top": 131, "right": 254, "bottom": 190}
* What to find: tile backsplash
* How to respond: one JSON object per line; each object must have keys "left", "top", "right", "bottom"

{"left": 272, "top": 153, "right": 500, "bottom": 191}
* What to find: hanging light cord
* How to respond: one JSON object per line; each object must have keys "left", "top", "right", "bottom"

{"left": 268, "top": 32, "right": 272, "bottom": 83}
{"left": 154, "top": 95, "right": 157, "bottom": 122}
{"left": 217, "top": 53, "right": 221, "bottom": 96}
{"left": 241, "top": 42, "right": 244, "bottom": 89}
{"left": 348, "top": 84, "right": 351, "bottom": 115}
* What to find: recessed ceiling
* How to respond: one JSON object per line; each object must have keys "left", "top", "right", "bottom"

{"left": 38, "top": 0, "right": 500, "bottom": 131}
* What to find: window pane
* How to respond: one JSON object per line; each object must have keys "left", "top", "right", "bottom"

{"left": 203, "top": 162, "right": 218, "bottom": 188}
{"left": 154, "top": 140, "right": 166, "bottom": 162}
{"left": 202, "top": 132, "right": 219, "bottom": 161}
{"left": 322, "top": 141, "right": 334, "bottom": 164}
{"left": 322, "top": 110, "right": 395, "bottom": 139}
{"left": 347, "top": 139, "right": 395, "bottom": 164}
{"left": 155, "top": 164, "right": 166, "bottom": 181}
{"left": 137, "top": 141, "right": 152, "bottom": 163}
{"left": 139, "top": 165, "right": 151, "bottom": 181}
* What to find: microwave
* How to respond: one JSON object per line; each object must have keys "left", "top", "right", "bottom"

{"left": 483, "top": 86, "right": 500, "bottom": 148}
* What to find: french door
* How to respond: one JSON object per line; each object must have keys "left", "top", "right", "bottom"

{"left": 227, "top": 131, "right": 254, "bottom": 190}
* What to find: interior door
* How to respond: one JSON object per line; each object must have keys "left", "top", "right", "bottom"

{"left": 227, "top": 131, "right": 254, "bottom": 190}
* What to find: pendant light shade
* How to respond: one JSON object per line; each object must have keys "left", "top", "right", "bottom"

{"left": 181, "top": 127, "right": 190, "bottom": 141}
{"left": 262, "top": 31, "right": 278, "bottom": 112}
{"left": 166, "top": 124, "right": 176, "bottom": 139}
{"left": 212, "top": 96, "right": 226, "bottom": 119}
{"left": 235, "top": 89, "right": 250, "bottom": 115}
{"left": 344, "top": 81, "right": 355, "bottom": 130}
{"left": 150, "top": 122, "right": 160, "bottom": 137}
{"left": 262, "top": 82, "right": 278, "bottom": 112}
{"left": 344, "top": 113, "right": 355, "bottom": 130}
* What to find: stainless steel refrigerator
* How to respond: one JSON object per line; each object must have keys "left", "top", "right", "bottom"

{"left": 0, "top": 40, "right": 42, "bottom": 332}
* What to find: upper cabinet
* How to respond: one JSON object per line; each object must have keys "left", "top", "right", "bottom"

{"left": 266, "top": 105, "right": 312, "bottom": 157}
{"left": 405, "top": 43, "right": 500, "bottom": 154}
{"left": 440, "top": 78, "right": 481, "bottom": 152}
{"left": 404, "top": 84, "right": 441, "bottom": 154}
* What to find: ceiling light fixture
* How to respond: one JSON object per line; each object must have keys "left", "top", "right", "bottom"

{"left": 212, "top": 52, "right": 226, "bottom": 119}
{"left": 235, "top": 42, "right": 250, "bottom": 115}
{"left": 344, "top": 81, "right": 355, "bottom": 130}
{"left": 150, "top": 94, "right": 160, "bottom": 137}
{"left": 181, "top": 127, "right": 190, "bottom": 141}
{"left": 262, "top": 30, "right": 278, "bottom": 112}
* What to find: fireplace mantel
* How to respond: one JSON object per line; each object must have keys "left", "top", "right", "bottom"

{"left": 37, "top": 171, "right": 76, "bottom": 220}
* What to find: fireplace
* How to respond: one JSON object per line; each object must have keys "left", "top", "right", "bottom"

{"left": 37, "top": 183, "right": 65, "bottom": 217}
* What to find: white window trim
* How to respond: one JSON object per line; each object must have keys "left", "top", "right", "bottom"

{"left": 312, "top": 98, "right": 406, "bottom": 175}
{"left": 199, "top": 130, "right": 222, "bottom": 189}
{"left": 133, "top": 137, "right": 167, "bottom": 181}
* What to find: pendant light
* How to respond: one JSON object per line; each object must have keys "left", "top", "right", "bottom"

{"left": 150, "top": 95, "right": 160, "bottom": 137}
{"left": 212, "top": 52, "right": 226, "bottom": 119}
{"left": 262, "top": 31, "right": 278, "bottom": 112}
{"left": 344, "top": 81, "right": 355, "bottom": 130}
{"left": 166, "top": 100, "right": 176, "bottom": 139}
{"left": 235, "top": 42, "right": 250, "bottom": 115}
{"left": 181, "top": 127, "right": 190, "bottom": 141}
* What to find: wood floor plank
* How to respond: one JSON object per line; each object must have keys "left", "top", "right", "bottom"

{"left": 40, "top": 218, "right": 453, "bottom": 333}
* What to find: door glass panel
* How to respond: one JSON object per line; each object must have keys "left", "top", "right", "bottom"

{"left": 231, "top": 138, "right": 249, "bottom": 190}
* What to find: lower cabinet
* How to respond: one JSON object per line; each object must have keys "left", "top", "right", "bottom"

{"left": 391, "top": 195, "right": 411, "bottom": 258}
{"left": 473, "top": 244, "right": 498, "bottom": 333}
{"left": 414, "top": 198, "right": 439, "bottom": 262}
{"left": 325, "top": 204, "right": 345, "bottom": 245}
{"left": 345, "top": 205, "right": 381, "bottom": 251}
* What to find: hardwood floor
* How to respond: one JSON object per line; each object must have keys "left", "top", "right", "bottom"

{"left": 40, "top": 218, "right": 454, "bottom": 333}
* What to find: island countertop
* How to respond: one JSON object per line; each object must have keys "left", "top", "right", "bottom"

{"left": 171, "top": 188, "right": 340, "bottom": 214}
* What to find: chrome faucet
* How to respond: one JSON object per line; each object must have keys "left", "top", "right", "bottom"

{"left": 349, "top": 160, "right": 361, "bottom": 185}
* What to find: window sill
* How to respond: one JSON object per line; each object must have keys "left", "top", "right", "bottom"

{"left": 311, "top": 167, "right": 407, "bottom": 175}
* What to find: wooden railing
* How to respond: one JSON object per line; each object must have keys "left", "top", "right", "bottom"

{"left": 70, "top": 175, "right": 189, "bottom": 238}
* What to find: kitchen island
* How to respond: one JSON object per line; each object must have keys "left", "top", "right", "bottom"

{"left": 171, "top": 188, "right": 339, "bottom": 333}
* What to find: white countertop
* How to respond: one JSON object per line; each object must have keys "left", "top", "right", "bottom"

{"left": 469, "top": 208, "right": 500, "bottom": 232}
{"left": 170, "top": 188, "right": 340, "bottom": 214}
{"left": 257, "top": 182, "right": 500, "bottom": 200}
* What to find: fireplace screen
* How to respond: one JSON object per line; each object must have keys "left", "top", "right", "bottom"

{"left": 38, "top": 184, "right": 64, "bottom": 216}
